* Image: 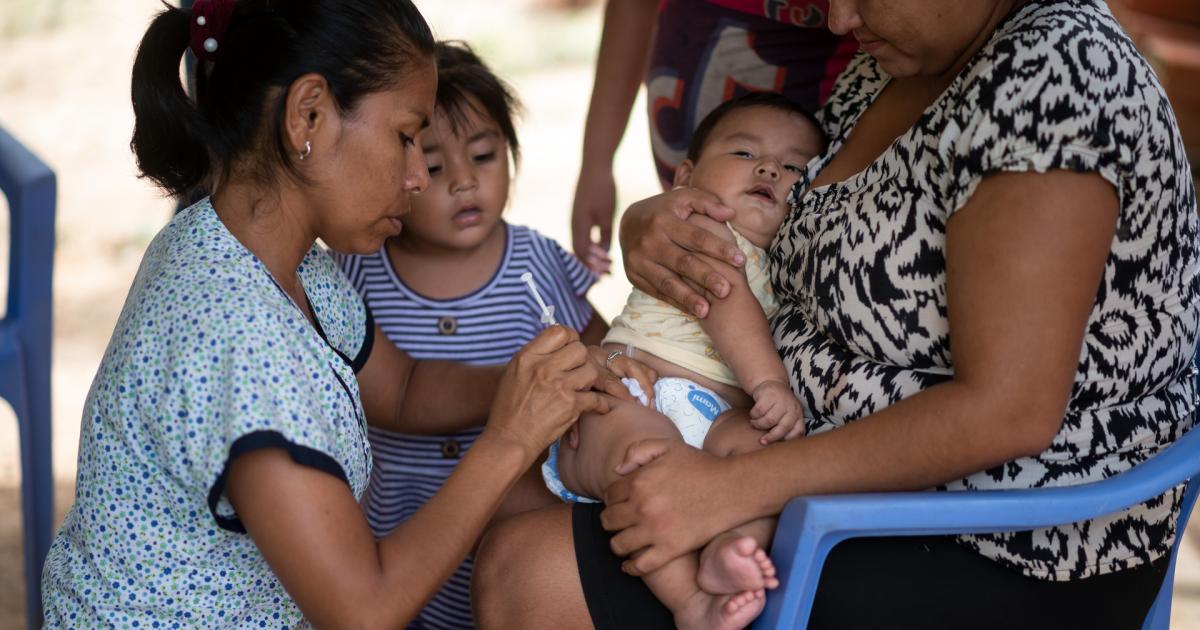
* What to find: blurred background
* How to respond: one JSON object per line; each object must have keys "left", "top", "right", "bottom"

{"left": 0, "top": 0, "right": 1197, "bottom": 628}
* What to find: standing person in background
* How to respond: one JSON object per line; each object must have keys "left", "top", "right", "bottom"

{"left": 571, "top": 0, "right": 856, "bottom": 274}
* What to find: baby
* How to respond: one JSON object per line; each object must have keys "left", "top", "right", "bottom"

{"left": 544, "top": 92, "right": 825, "bottom": 629}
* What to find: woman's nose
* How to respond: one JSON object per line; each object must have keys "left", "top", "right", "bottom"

{"left": 827, "top": 0, "right": 863, "bottom": 35}
{"left": 407, "top": 151, "right": 430, "bottom": 195}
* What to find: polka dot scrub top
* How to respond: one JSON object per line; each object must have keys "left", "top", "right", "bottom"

{"left": 42, "top": 198, "right": 374, "bottom": 628}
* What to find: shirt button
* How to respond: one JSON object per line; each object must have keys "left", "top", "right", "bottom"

{"left": 437, "top": 316, "right": 457, "bottom": 335}
{"left": 441, "top": 439, "right": 461, "bottom": 459}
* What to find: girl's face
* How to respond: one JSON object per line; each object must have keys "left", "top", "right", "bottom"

{"left": 311, "top": 61, "right": 436, "bottom": 255}
{"left": 828, "top": 0, "right": 1018, "bottom": 78}
{"left": 400, "top": 97, "right": 511, "bottom": 252}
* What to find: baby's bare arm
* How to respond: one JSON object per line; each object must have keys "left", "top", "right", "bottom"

{"left": 686, "top": 215, "right": 789, "bottom": 393}
{"left": 687, "top": 215, "right": 803, "bottom": 443}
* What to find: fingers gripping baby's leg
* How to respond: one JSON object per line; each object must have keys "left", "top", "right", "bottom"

{"left": 556, "top": 399, "right": 681, "bottom": 499}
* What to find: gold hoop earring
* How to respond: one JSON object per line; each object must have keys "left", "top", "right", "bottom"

{"left": 298, "top": 140, "right": 312, "bottom": 161}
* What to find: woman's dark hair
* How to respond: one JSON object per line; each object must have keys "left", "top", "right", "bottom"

{"left": 686, "top": 92, "right": 824, "bottom": 163}
{"left": 432, "top": 41, "right": 523, "bottom": 167}
{"left": 130, "top": 0, "right": 435, "bottom": 197}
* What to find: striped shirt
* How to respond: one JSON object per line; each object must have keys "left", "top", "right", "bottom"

{"left": 336, "top": 223, "right": 595, "bottom": 629}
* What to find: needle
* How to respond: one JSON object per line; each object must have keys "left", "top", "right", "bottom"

{"left": 520, "top": 272, "right": 557, "bottom": 326}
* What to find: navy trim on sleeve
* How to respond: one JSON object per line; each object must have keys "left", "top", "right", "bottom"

{"left": 351, "top": 307, "right": 374, "bottom": 374}
{"left": 207, "top": 430, "right": 350, "bottom": 533}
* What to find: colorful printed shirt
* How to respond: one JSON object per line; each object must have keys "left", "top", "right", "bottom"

{"left": 771, "top": 1, "right": 1199, "bottom": 580}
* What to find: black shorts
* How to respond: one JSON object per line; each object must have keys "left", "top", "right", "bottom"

{"left": 572, "top": 503, "right": 1169, "bottom": 630}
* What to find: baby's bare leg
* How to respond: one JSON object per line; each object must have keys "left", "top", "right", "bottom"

{"left": 557, "top": 401, "right": 767, "bottom": 630}
{"left": 696, "top": 410, "right": 781, "bottom": 596}
{"left": 555, "top": 398, "right": 681, "bottom": 501}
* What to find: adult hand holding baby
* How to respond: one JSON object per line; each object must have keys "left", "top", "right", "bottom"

{"left": 601, "top": 439, "right": 749, "bottom": 575}
{"left": 619, "top": 187, "right": 743, "bottom": 318}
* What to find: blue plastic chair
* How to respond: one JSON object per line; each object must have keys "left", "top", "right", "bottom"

{"left": 0, "top": 124, "right": 57, "bottom": 629}
{"left": 757, "top": 357, "right": 1200, "bottom": 630}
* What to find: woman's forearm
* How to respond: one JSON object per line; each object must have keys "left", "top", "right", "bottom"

{"left": 600, "top": 377, "right": 1063, "bottom": 575}
{"left": 372, "top": 432, "right": 531, "bottom": 623}
{"left": 226, "top": 438, "right": 531, "bottom": 630}
{"left": 729, "top": 378, "right": 1060, "bottom": 521}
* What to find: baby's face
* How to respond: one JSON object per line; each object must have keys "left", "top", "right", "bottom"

{"left": 679, "top": 106, "right": 822, "bottom": 247}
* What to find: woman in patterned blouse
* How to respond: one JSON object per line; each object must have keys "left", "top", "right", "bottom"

{"left": 476, "top": 1, "right": 1199, "bottom": 628}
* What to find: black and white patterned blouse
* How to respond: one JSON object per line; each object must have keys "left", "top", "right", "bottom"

{"left": 770, "top": 0, "right": 1199, "bottom": 580}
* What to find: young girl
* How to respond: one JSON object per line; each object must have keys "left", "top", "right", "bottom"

{"left": 336, "top": 41, "right": 608, "bottom": 628}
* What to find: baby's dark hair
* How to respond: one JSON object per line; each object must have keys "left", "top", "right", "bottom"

{"left": 432, "top": 41, "right": 522, "bottom": 167}
{"left": 686, "top": 92, "right": 824, "bottom": 163}
{"left": 130, "top": 0, "right": 435, "bottom": 197}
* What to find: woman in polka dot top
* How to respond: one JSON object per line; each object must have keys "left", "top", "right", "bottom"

{"left": 39, "top": 1, "right": 633, "bottom": 627}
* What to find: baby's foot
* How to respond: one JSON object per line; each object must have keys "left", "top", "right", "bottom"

{"left": 675, "top": 588, "right": 766, "bottom": 630}
{"left": 697, "top": 531, "right": 779, "bottom": 595}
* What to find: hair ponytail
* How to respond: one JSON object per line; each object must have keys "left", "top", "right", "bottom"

{"left": 129, "top": 0, "right": 434, "bottom": 198}
{"left": 130, "top": 5, "right": 212, "bottom": 197}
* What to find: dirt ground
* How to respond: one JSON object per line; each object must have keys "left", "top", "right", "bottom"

{"left": 1, "top": 1, "right": 1198, "bottom": 629}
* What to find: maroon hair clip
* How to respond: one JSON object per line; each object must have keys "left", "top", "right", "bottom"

{"left": 189, "top": 0, "right": 236, "bottom": 63}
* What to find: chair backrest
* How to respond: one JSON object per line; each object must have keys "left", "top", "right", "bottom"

{"left": 0, "top": 123, "right": 57, "bottom": 630}
{"left": 0, "top": 124, "right": 56, "bottom": 323}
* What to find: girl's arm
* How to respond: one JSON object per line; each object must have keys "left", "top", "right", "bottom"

{"left": 601, "top": 170, "right": 1120, "bottom": 574}
{"left": 356, "top": 330, "right": 504, "bottom": 434}
{"left": 580, "top": 306, "right": 610, "bottom": 346}
{"left": 228, "top": 327, "right": 611, "bottom": 630}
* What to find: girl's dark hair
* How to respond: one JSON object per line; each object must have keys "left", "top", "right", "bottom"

{"left": 130, "top": 0, "right": 435, "bottom": 197}
{"left": 431, "top": 41, "right": 522, "bottom": 167}
{"left": 686, "top": 92, "right": 824, "bottom": 163}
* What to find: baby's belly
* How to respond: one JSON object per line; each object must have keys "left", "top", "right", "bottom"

{"left": 602, "top": 342, "right": 753, "bottom": 408}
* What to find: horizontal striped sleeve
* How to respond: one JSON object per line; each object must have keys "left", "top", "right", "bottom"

{"left": 522, "top": 228, "right": 597, "bottom": 331}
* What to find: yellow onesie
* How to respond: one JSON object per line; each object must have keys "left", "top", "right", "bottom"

{"left": 603, "top": 224, "right": 778, "bottom": 387}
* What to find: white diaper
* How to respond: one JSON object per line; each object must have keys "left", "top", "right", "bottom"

{"left": 541, "top": 377, "right": 733, "bottom": 503}
{"left": 652, "top": 377, "right": 733, "bottom": 448}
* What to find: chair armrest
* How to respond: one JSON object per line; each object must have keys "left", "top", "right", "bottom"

{"left": 756, "top": 425, "right": 1200, "bottom": 630}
